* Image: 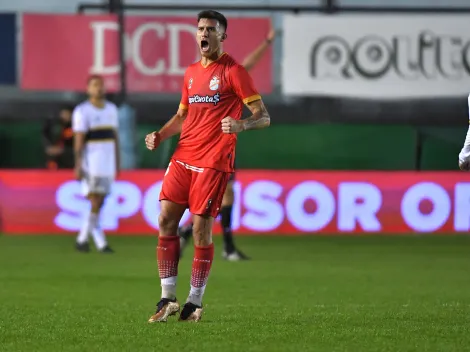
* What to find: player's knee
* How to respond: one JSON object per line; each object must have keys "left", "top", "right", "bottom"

{"left": 158, "top": 211, "right": 180, "bottom": 236}
{"left": 89, "top": 194, "right": 105, "bottom": 212}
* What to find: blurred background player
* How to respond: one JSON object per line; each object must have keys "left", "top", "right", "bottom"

{"left": 72, "top": 75, "right": 120, "bottom": 253}
{"left": 145, "top": 10, "right": 270, "bottom": 322}
{"left": 459, "top": 93, "right": 470, "bottom": 171}
{"left": 178, "top": 24, "right": 277, "bottom": 261}
{"left": 42, "top": 105, "right": 75, "bottom": 170}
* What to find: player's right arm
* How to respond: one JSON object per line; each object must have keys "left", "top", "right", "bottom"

{"left": 145, "top": 73, "right": 189, "bottom": 151}
{"left": 159, "top": 107, "right": 188, "bottom": 141}
{"left": 145, "top": 107, "right": 188, "bottom": 151}
{"left": 72, "top": 107, "right": 87, "bottom": 180}
{"left": 459, "top": 94, "right": 470, "bottom": 170}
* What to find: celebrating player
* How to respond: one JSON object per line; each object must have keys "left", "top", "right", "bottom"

{"left": 178, "top": 24, "right": 277, "bottom": 261}
{"left": 459, "top": 94, "right": 470, "bottom": 171}
{"left": 145, "top": 10, "right": 270, "bottom": 322}
{"left": 72, "top": 75, "right": 120, "bottom": 253}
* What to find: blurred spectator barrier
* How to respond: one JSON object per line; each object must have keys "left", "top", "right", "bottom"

{"left": 0, "top": 169, "right": 469, "bottom": 235}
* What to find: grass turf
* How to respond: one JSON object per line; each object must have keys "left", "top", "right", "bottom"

{"left": 0, "top": 235, "right": 469, "bottom": 352}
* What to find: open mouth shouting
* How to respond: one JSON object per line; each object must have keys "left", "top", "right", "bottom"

{"left": 200, "top": 40, "right": 210, "bottom": 53}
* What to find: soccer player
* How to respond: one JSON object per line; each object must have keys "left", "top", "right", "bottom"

{"left": 145, "top": 10, "right": 270, "bottom": 322}
{"left": 177, "top": 24, "right": 277, "bottom": 261}
{"left": 72, "top": 75, "right": 120, "bottom": 253}
{"left": 459, "top": 94, "right": 470, "bottom": 171}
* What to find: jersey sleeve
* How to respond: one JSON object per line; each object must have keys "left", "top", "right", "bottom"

{"left": 112, "top": 104, "right": 119, "bottom": 129}
{"left": 229, "top": 64, "right": 261, "bottom": 105}
{"left": 72, "top": 107, "right": 88, "bottom": 133}
{"left": 179, "top": 71, "right": 189, "bottom": 110}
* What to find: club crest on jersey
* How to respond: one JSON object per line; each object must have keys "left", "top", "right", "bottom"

{"left": 188, "top": 78, "right": 193, "bottom": 89}
{"left": 188, "top": 92, "right": 221, "bottom": 106}
{"left": 209, "top": 76, "right": 220, "bottom": 91}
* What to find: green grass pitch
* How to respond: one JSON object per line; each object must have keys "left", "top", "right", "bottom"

{"left": 0, "top": 235, "right": 469, "bottom": 351}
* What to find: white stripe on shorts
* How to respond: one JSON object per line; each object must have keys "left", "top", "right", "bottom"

{"left": 175, "top": 160, "right": 204, "bottom": 173}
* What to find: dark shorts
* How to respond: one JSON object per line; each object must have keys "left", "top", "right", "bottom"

{"left": 228, "top": 172, "right": 235, "bottom": 182}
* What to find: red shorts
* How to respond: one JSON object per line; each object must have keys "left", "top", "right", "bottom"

{"left": 159, "top": 159, "right": 231, "bottom": 218}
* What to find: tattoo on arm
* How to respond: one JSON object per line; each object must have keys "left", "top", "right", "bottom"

{"left": 242, "top": 100, "right": 270, "bottom": 131}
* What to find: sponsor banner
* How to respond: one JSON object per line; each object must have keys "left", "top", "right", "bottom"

{"left": 282, "top": 14, "right": 470, "bottom": 99}
{"left": 21, "top": 14, "right": 272, "bottom": 93}
{"left": 0, "top": 13, "right": 16, "bottom": 85}
{"left": 0, "top": 170, "right": 469, "bottom": 235}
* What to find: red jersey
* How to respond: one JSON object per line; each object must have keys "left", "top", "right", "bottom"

{"left": 172, "top": 53, "right": 261, "bottom": 172}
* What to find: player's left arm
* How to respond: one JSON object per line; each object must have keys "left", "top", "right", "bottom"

{"left": 241, "top": 99, "right": 270, "bottom": 131}
{"left": 221, "top": 65, "right": 270, "bottom": 134}
{"left": 113, "top": 106, "right": 121, "bottom": 177}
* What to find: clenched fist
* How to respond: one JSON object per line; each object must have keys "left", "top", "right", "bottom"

{"left": 221, "top": 116, "right": 244, "bottom": 134}
{"left": 145, "top": 132, "right": 161, "bottom": 151}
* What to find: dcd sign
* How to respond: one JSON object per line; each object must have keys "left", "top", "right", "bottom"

{"left": 22, "top": 14, "right": 273, "bottom": 93}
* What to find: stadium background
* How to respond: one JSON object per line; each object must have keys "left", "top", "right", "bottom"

{"left": 1, "top": 0, "right": 469, "bottom": 235}
{"left": 1, "top": 0, "right": 469, "bottom": 172}
{"left": 1, "top": 1, "right": 470, "bottom": 351}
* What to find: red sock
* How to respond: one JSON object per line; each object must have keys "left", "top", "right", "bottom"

{"left": 157, "top": 235, "right": 180, "bottom": 279}
{"left": 190, "top": 243, "right": 214, "bottom": 288}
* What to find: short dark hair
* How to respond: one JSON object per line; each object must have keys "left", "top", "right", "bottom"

{"left": 197, "top": 10, "right": 227, "bottom": 32}
{"left": 60, "top": 104, "right": 74, "bottom": 113}
{"left": 87, "top": 74, "right": 103, "bottom": 85}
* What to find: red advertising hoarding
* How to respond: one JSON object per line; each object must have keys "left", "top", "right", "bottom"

{"left": 21, "top": 14, "right": 272, "bottom": 93}
{"left": 0, "top": 170, "right": 469, "bottom": 235}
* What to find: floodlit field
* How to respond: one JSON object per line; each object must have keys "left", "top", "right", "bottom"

{"left": 0, "top": 235, "right": 469, "bottom": 352}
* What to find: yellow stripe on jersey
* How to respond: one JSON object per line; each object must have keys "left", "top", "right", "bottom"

{"left": 179, "top": 103, "right": 188, "bottom": 110}
{"left": 243, "top": 94, "right": 262, "bottom": 105}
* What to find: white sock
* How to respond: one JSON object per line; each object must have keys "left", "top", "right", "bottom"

{"left": 77, "top": 211, "right": 98, "bottom": 244}
{"left": 187, "top": 285, "right": 206, "bottom": 307}
{"left": 161, "top": 277, "right": 177, "bottom": 300}
{"left": 91, "top": 214, "right": 107, "bottom": 250}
